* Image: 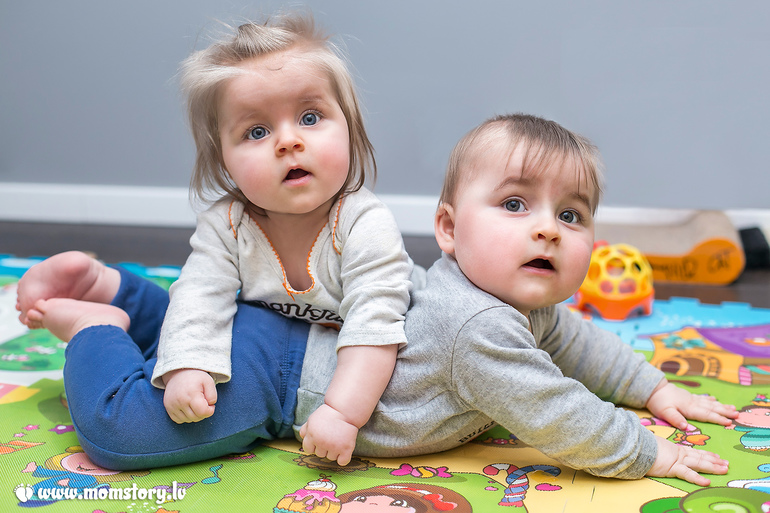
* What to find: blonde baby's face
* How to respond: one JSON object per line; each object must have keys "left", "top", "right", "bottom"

{"left": 436, "top": 142, "right": 596, "bottom": 317}
{"left": 217, "top": 49, "right": 350, "bottom": 219}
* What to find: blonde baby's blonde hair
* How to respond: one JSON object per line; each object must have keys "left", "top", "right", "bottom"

{"left": 180, "top": 12, "right": 376, "bottom": 206}
{"left": 440, "top": 113, "right": 604, "bottom": 214}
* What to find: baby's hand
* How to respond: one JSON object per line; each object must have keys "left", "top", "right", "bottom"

{"left": 646, "top": 380, "right": 737, "bottom": 431}
{"left": 648, "top": 436, "right": 728, "bottom": 486}
{"left": 162, "top": 369, "right": 217, "bottom": 424}
{"left": 299, "top": 403, "right": 358, "bottom": 466}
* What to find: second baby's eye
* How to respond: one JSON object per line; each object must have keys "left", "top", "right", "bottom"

{"left": 301, "top": 112, "right": 319, "bottom": 126}
{"left": 559, "top": 210, "right": 580, "bottom": 224}
{"left": 504, "top": 199, "right": 525, "bottom": 213}
{"left": 248, "top": 126, "right": 268, "bottom": 140}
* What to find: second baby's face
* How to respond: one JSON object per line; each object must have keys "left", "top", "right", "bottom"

{"left": 443, "top": 142, "right": 596, "bottom": 317}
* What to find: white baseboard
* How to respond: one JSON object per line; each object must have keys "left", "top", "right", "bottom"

{"left": 0, "top": 183, "right": 196, "bottom": 228}
{"left": 0, "top": 183, "right": 438, "bottom": 235}
{"left": 1, "top": 182, "right": 768, "bottom": 238}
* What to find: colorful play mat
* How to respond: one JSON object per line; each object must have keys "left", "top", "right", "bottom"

{"left": 0, "top": 255, "right": 769, "bottom": 512}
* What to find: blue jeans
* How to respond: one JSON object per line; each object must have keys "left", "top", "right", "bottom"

{"left": 63, "top": 267, "right": 309, "bottom": 470}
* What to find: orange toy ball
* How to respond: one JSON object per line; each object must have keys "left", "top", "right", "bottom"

{"left": 574, "top": 242, "right": 654, "bottom": 321}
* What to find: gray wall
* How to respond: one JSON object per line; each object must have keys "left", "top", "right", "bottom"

{"left": 2, "top": 1, "right": 769, "bottom": 209}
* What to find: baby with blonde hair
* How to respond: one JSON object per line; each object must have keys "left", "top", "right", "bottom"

{"left": 17, "top": 12, "right": 413, "bottom": 469}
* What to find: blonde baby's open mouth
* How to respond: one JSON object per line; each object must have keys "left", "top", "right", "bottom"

{"left": 284, "top": 168, "right": 310, "bottom": 182}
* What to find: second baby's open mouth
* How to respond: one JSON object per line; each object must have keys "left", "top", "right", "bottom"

{"left": 525, "top": 258, "right": 554, "bottom": 270}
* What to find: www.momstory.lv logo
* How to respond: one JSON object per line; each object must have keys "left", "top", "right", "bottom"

{"left": 13, "top": 482, "right": 187, "bottom": 504}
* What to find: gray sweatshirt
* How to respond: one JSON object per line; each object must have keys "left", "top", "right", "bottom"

{"left": 296, "top": 253, "right": 663, "bottom": 479}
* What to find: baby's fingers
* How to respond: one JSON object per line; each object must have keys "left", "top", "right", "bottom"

{"left": 167, "top": 405, "right": 195, "bottom": 424}
{"left": 686, "top": 448, "right": 729, "bottom": 474}
{"left": 336, "top": 449, "right": 353, "bottom": 467}
{"left": 677, "top": 449, "right": 729, "bottom": 486}
{"left": 656, "top": 405, "right": 690, "bottom": 431}
{"left": 693, "top": 401, "right": 738, "bottom": 426}
{"left": 189, "top": 396, "right": 215, "bottom": 421}
{"left": 698, "top": 406, "right": 739, "bottom": 427}
{"left": 301, "top": 433, "right": 317, "bottom": 458}
{"left": 676, "top": 465, "right": 711, "bottom": 487}
{"left": 650, "top": 437, "right": 729, "bottom": 486}
{"left": 687, "top": 397, "right": 738, "bottom": 426}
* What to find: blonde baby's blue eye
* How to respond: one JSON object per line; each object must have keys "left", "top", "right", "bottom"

{"left": 301, "top": 112, "right": 319, "bottom": 126}
{"left": 559, "top": 210, "right": 580, "bottom": 224}
{"left": 248, "top": 126, "right": 268, "bottom": 140}
{"left": 504, "top": 199, "right": 525, "bottom": 212}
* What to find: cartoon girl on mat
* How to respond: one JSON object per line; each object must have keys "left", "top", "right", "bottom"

{"left": 338, "top": 484, "right": 472, "bottom": 513}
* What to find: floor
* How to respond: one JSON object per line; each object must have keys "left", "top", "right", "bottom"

{"left": 2, "top": 220, "right": 769, "bottom": 309}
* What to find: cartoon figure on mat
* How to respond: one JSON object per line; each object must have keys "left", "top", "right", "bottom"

{"left": 18, "top": 445, "right": 149, "bottom": 506}
{"left": 728, "top": 462, "right": 770, "bottom": 494}
{"left": 338, "top": 484, "right": 472, "bottom": 513}
{"left": 391, "top": 463, "right": 453, "bottom": 479}
{"left": 639, "top": 416, "right": 710, "bottom": 447}
{"left": 275, "top": 476, "right": 472, "bottom": 513}
{"left": 640, "top": 486, "right": 770, "bottom": 513}
{"left": 726, "top": 395, "right": 770, "bottom": 452}
{"left": 483, "top": 463, "right": 561, "bottom": 508}
{"left": 0, "top": 438, "right": 43, "bottom": 456}
{"left": 646, "top": 325, "right": 770, "bottom": 386}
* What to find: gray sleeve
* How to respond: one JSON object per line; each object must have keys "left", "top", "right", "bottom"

{"left": 335, "top": 194, "right": 413, "bottom": 350}
{"left": 293, "top": 324, "right": 339, "bottom": 436}
{"left": 151, "top": 203, "right": 242, "bottom": 387}
{"left": 535, "top": 305, "right": 665, "bottom": 408}
{"left": 453, "top": 307, "right": 658, "bottom": 479}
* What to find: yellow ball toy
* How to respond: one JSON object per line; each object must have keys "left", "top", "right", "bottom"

{"left": 574, "top": 242, "right": 654, "bottom": 321}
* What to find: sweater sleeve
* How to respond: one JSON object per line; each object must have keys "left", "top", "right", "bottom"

{"left": 452, "top": 307, "right": 658, "bottom": 479}
{"left": 151, "top": 202, "right": 243, "bottom": 388}
{"left": 534, "top": 304, "right": 665, "bottom": 408}
{"left": 333, "top": 192, "right": 413, "bottom": 350}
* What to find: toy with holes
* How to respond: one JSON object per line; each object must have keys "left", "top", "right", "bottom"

{"left": 574, "top": 241, "right": 654, "bottom": 321}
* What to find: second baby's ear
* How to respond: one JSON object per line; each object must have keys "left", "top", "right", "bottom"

{"left": 434, "top": 203, "right": 457, "bottom": 256}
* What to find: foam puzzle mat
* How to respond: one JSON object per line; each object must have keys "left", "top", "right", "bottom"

{"left": 0, "top": 255, "right": 769, "bottom": 512}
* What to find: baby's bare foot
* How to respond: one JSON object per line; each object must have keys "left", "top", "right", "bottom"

{"left": 32, "top": 298, "right": 130, "bottom": 342}
{"left": 16, "top": 251, "right": 121, "bottom": 328}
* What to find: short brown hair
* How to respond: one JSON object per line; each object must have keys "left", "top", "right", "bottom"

{"left": 440, "top": 113, "right": 604, "bottom": 213}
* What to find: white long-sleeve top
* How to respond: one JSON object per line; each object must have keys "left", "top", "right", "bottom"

{"left": 151, "top": 187, "right": 413, "bottom": 388}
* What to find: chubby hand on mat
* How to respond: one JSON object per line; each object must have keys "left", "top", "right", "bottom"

{"left": 162, "top": 369, "right": 217, "bottom": 423}
{"left": 648, "top": 436, "right": 729, "bottom": 486}
{"left": 646, "top": 380, "right": 738, "bottom": 431}
{"left": 299, "top": 403, "right": 358, "bottom": 466}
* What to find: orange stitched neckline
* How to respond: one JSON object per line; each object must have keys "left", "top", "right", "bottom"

{"left": 247, "top": 214, "right": 327, "bottom": 300}
{"left": 330, "top": 198, "right": 344, "bottom": 255}
{"left": 228, "top": 201, "right": 238, "bottom": 239}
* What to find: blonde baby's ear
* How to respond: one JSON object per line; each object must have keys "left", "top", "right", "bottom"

{"left": 434, "top": 203, "right": 457, "bottom": 256}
